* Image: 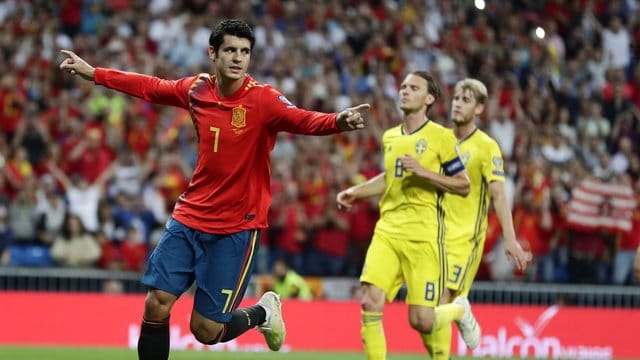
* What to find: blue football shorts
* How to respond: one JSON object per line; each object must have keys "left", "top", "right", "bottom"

{"left": 142, "top": 217, "right": 260, "bottom": 322}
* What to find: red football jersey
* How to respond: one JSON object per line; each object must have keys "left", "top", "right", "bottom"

{"left": 95, "top": 68, "right": 340, "bottom": 233}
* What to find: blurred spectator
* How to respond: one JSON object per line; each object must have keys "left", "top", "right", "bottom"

{"left": 98, "top": 226, "right": 147, "bottom": 272}
{"left": 487, "top": 106, "right": 516, "bottom": 160}
{"left": 97, "top": 200, "right": 123, "bottom": 242}
{"left": 0, "top": 74, "right": 25, "bottom": 141}
{"left": 108, "top": 149, "right": 148, "bottom": 198}
{"left": 66, "top": 125, "right": 113, "bottom": 184}
{"left": 12, "top": 109, "right": 50, "bottom": 168}
{"left": 141, "top": 173, "right": 169, "bottom": 226}
{"left": 9, "top": 185, "right": 37, "bottom": 244}
{"left": 271, "top": 258, "right": 313, "bottom": 301}
{"left": 597, "top": 15, "right": 631, "bottom": 71}
{"left": 568, "top": 230, "right": 611, "bottom": 284}
{"left": 513, "top": 187, "right": 554, "bottom": 282}
{"left": 50, "top": 214, "right": 101, "bottom": 268}
{"left": 46, "top": 161, "right": 112, "bottom": 233}
{"left": 102, "top": 278, "right": 125, "bottom": 294}
{"left": 345, "top": 194, "right": 377, "bottom": 277}
{"left": 112, "top": 192, "right": 157, "bottom": 244}
{"left": 3, "top": 146, "right": 33, "bottom": 198}
{"left": 34, "top": 174, "right": 67, "bottom": 246}
{"left": 577, "top": 100, "right": 610, "bottom": 139}
{"left": 305, "top": 189, "right": 351, "bottom": 276}
{"left": 613, "top": 182, "right": 640, "bottom": 284}
{"left": 271, "top": 180, "right": 307, "bottom": 273}
{"left": 541, "top": 132, "right": 575, "bottom": 166}
{"left": 610, "top": 136, "right": 634, "bottom": 175}
{"left": 0, "top": 202, "right": 11, "bottom": 266}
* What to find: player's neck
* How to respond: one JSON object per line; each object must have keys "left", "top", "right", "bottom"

{"left": 454, "top": 120, "right": 477, "bottom": 140}
{"left": 403, "top": 113, "right": 428, "bottom": 134}
{"left": 216, "top": 75, "right": 246, "bottom": 98}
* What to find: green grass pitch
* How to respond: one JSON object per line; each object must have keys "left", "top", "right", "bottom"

{"left": 0, "top": 346, "right": 511, "bottom": 360}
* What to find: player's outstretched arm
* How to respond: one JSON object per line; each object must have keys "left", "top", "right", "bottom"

{"left": 490, "top": 181, "right": 531, "bottom": 272}
{"left": 336, "top": 103, "right": 370, "bottom": 131}
{"left": 336, "top": 172, "right": 385, "bottom": 211}
{"left": 59, "top": 50, "right": 96, "bottom": 82}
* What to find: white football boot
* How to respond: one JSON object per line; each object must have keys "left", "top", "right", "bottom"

{"left": 453, "top": 296, "right": 481, "bottom": 349}
{"left": 257, "top": 291, "right": 286, "bottom": 351}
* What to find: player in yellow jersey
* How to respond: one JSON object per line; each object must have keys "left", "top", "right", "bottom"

{"left": 422, "top": 78, "right": 532, "bottom": 359}
{"left": 336, "top": 71, "right": 474, "bottom": 360}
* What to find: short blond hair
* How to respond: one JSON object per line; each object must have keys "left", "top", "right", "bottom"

{"left": 454, "top": 78, "right": 488, "bottom": 105}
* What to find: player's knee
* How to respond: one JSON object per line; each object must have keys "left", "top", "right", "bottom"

{"left": 144, "top": 290, "right": 175, "bottom": 319}
{"left": 360, "top": 285, "right": 385, "bottom": 312}
{"left": 191, "top": 326, "right": 222, "bottom": 345}
{"left": 410, "top": 317, "right": 435, "bottom": 333}
{"left": 190, "top": 319, "right": 224, "bottom": 345}
{"left": 190, "top": 311, "right": 225, "bottom": 345}
{"left": 409, "top": 309, "right": 436, "bottom": 333}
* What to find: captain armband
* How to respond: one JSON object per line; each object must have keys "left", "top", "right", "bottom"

{"left": 443, "top": 157, "right": 465, "bottom": 176}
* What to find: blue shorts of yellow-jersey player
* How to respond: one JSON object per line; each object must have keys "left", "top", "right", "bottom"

{"left": 142, "top": 217, "right": 260, "bottom": 323}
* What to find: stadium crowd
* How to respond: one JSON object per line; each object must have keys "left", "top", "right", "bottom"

{"left": 0, "top": 0, "right": 638, "bottom": 285}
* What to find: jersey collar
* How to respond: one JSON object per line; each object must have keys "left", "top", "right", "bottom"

{"left": 457, "top": 126, "right": 478, "bottom": 144}
{"left": 401, "top": 117, "right": 430, "bottom": 135}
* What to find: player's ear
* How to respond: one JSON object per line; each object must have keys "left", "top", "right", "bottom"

{"left": 208, "top": 46, "right": 217, "bottom": 61}
{"left": 475, "top": 104, "right": 485, "bottom": 116}
{"left": 425, "top": 94, "right": 435, "bottom": 107}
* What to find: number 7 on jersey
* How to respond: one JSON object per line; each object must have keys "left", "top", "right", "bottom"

{"left": 209, "top": 126, "right": 220, "bottom": 152}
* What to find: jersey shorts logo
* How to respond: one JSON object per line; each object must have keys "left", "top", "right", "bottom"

{"left": 415, "top": 138, "right": 427, "bottom": 156}
{"left": 231, "top": 106, "right": 246, "bottom": 134}
{"left": 278, "top": 95, "right": 297, "bottom": 109}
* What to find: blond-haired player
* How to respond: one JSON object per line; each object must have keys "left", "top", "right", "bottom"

{"left": 337, "top": 71, "right": 478, "bottom": 360}
{"left": 423, "top": 78, "right": 532, "bottom": 359}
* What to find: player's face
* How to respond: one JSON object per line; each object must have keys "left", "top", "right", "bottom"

{"left": 209, "top": 35, "right": 251, "bottom": 81}
{"left": 398, "top": 74, "right": 433, "bottom": 115}
{"left": 450, "top": 87, "right": 483, "bottom": 125}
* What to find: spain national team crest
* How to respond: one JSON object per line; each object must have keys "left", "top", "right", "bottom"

{"left": 415, "top": 138, "right": 427, "bottom": 155}
{"left": 231, "top": 106, "right": 247, "bottom": 130}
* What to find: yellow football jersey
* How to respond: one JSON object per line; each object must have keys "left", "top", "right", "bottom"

{"left": 375, "top": 120, "right": 464, "bottom": 242}
{"left": 445, "top": 128, "right": 505, "bottom": 244}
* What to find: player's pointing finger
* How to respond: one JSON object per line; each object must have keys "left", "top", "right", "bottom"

{"left": 350, "top": 103, "right": 371, "bottom": 112}
{"left": 60, "top": 49, "right": 78, "bottom": 58}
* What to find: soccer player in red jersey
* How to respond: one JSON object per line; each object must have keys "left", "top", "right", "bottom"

{"left": 59, "top": 19, "right": 369, "bottom": 360}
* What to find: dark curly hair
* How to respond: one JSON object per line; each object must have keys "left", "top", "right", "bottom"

{"left": 209, "top": 19, "right": 255, "bottom": 54}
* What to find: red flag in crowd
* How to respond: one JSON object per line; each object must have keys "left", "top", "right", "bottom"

{"left": 565, "top": 179, "right": 636, "bottom": 233}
